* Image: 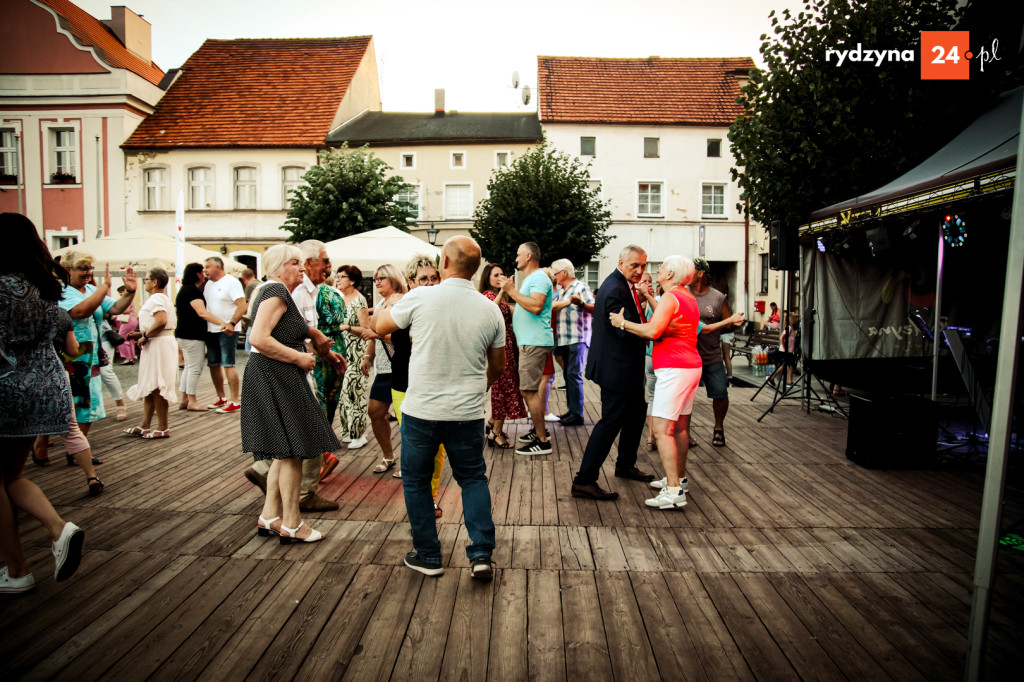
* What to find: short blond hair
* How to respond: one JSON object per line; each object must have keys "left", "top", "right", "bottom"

{"left": 375, "top": 263, "right": 408, "bottom": 294}
{"left": 61, "top": 251, "right": 94, "bottom": 270}
{"left": 262, "top": 244, "right": 302, "bottom": 278}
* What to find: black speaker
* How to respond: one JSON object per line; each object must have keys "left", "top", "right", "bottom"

{"left": 769, "top": 221, "right": 798, "bottom": 270}
{"left": 846, "top": 395, "right": 938, "bottom": 469}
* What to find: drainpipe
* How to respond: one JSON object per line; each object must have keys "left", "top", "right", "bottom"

{"left": 744, "top": 199, "right": 750, "bottom": 317}
{"left": 95, "top": 135, "right": 103, "bottom": 238}
{"left": 15, "top": 133, "right": 23, "bottom": 216}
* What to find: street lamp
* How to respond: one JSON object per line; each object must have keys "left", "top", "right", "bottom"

{"left": 426, "top": 222, "right": 438, "bottom": 246}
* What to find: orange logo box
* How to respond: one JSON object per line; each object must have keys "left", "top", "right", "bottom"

{"left": 921, "top": 31, "right": 970, "bottom": 80}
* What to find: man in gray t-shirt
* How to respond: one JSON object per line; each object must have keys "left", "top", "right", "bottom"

{"left": 375, "top": 236, "right": 505, "bottom": 581}
{"left": 690, "top": 258, "right": 738, "bottom": 448}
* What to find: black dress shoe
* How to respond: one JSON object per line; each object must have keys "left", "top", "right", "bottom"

{"left": 571, "top": 482, "right": 620, "bottom": 500}
{"left": 559, "top": 415, "right": 584, "bottom": 426}
{"left": 615, "top": 466, "right": 656, "bottom": 482}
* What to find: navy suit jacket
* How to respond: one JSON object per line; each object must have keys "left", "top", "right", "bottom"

{"left": 585, "top": 268, "right": 647, "bottom": 392}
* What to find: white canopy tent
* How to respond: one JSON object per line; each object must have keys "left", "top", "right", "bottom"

{"left": 323, "top": 226, "right": 440, "bottom": 274}
{"left": 53, "top": 229, "right": 246, "bottom": 277}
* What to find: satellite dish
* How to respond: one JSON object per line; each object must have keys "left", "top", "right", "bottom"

{"left": 511, "top": 70, "right": 520, "bottom": 88}
{"left": 522, "top": 85, "right": 531, "bottom": 105}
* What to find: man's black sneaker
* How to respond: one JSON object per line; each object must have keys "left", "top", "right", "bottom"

{"left": 559, "top": 415, "right": 584, "bottom": 426}
{"left": 518, "top": 428, "right": 548, "bottom": 444}
{"left": 516, "top": 439, "right": 553, "bottom": 456}
{"left": 471, "top": 556, "right": 493, "bottom": 581}
{"left": 404, "top": 551, "right": 444, "bottom": 576}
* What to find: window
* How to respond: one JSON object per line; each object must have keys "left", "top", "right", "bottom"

{"left": 234, "top": 166, "right": 257, "bottom": 209}
{"left": 188, "top": 167, "right": 213, "bottom": 209}
{"left": 400, "top": 152, "right": 416, "bottom": 170}
{"left": 52, "top": 233, "right": 80, "bottom": 250}
{"left": 760, "top": 254, "right": 769, "bottom": 293}
{"left": 0, "top": 129, "right": 18, "bottom": 183}
{"left": 574, "top": 260, "right": 600, "bottom": 291}
{"left": 395, "top": 183, "right": 420, "bottom": 220}
{"left": 702, "top": 183, "right": 726, "bottom": 217}
{"left": 51, "top": 128, "right": 77, "bottom": 181}
{"left": 494, "top": 151, "right": 510, "bottom": 168}
{"left": 707, "top": 139, "right": 722, "bottom": 157}
{"left": 450, "top": 151, "right": 465, "bottom": 169}
{"left": 637, "top": 181, "right": 663, "bottom": 217}
{"left": 444, "top": 183, "right": 472, "bottom": 219}
{"left": 644, "top": 137, "right": 660, "bottom": 158}
{"left": 580, "top": 137, "right": 596, "bottom": 156}
{"left": 282, "top": 166, "right": 303, "bottom": 208}
{"left": 587, "top": 179, "right": 603, "bottom": 201}
{"left": 143, "top": 167, "right": 167, "bottom": 210}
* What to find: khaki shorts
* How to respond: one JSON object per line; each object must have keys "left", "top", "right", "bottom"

{"left": 518, "top": 345, "right": 552, "bottom": 392}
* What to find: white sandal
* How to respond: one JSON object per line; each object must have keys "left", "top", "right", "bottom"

{"left": 257, "top": 515, "right": 281, "bottom": 537}
{"left": 279, "top": 521, "right": 324, "bottom": 545}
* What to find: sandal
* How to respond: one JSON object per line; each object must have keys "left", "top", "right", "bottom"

{"left": 393, "top": 469, "right": 402, "bottom": 479}
{"left": 142, "top": 429, "right": 170, "bottom": 439}
{"left": 123, "top": 426, "right": 147, "bottom": 437}
{"left": 257, "top": 515, "right": 281, "bottom": 537}
{"left": 31, "top": 454, "right": 52, "bottom": 467}
{"left": 116, "top": 406, "right": 128, "bottom": 421}
{"left": 493, "top": 435, "right": 513, "bottom": 449}
{"left": 373, "top": 458, "right": 396, "bottom": 474}
{"left": 279, "top": 521, "right": 324, "bottom": 545}
{"left": 712, "top": 429, "right": 726, "bottom": 447}
{"left": 434, "top": 503, "right": 442, "bottom": 518}
{"left": 87, "top": 477, "right": 104, "bottom": 496}
{"left": 688, "top": 437, "right": 697, "bottom": 447}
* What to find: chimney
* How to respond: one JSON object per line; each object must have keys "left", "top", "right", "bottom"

{"left": 434, "top": 88, "right": 445, "bottom": 116}
{"left": 104, "top": 6, "right": 152, "bottom": 62}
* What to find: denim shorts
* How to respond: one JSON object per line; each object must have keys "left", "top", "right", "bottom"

{"left": 206, "top": 331, "right": 237, "bottom": 368}
{"left": 700, "top": 361, "right": 729, "bottom": 400}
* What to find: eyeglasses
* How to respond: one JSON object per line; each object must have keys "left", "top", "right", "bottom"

{"left": 415, "top": 275, "right": 441, "bottom": 285}
{"left": 143, "top": 277, "right": 153, "bottom": 282}
{"left": 336, "top": 274, "right": 349, "bottom": 280}
{"left": 373, "top": 276, "right": 388, "bottom": 283}
{"left": 319, "top": 257, "right": 331, "bottom": 264}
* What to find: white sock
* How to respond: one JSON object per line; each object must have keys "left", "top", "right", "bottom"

{"left": 667, "top": 486, "right": 681, "bottom": 496}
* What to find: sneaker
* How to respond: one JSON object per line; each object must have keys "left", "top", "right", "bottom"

{"left": 216, "top": 402, "right": 241, "bottom": 414}
{"left": 52, "top": 522, "right": 85, "bottom": 581}
{"left": 471, "top": 555, "right": 494, "bottom": 581}
{"left": 650, "top": 477, "right": 689, "bottom": 493}
{"left": 0, "top": 566, "right": 35, "bottom": 594}
{"left": 404, "top": 551, "right": 444, "bottom": 577}
{"left": 516, "top": 439, "right": 553, "bottom": 456}
{"left": 347, "top": 435, "right": 368, "bottom": 449}
{"left": 645, "top": 488, "right": 687, "bottom": 510}
{"left": 207, "top": 397, "right": 228, "bottom": 409}
{"left": 518, "top": 428, "right": 548, "bottom": 444}
{"left": 544, "top": 412, "right": 560, "bottom": 423}
{"left": 341, "top": 435, "right": 352, "bottom": 443}
{"left": 558, "top": 415, "right": 584, "bottom": 426}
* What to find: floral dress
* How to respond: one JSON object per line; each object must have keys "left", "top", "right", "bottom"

{"left": 313, "top": 284, "right": 348, "bottom": 425}
{"left": 336, "top": 291, "right": 369, "bottom": 440}
{"left": 484, "top": 290, "right": 526, "bottom": 420}
{"left": 59, "top": 283, "right": 117, "bottom": 424}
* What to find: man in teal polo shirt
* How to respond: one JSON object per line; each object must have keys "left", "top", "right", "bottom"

{"left": 500, "top": 241, "right": 554, "bottom": 455}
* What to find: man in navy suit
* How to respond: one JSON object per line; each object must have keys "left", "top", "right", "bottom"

{"left": 571, "top": 245, "right": 655, "bottom": 500}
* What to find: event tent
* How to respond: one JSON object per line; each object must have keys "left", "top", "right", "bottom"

{"left": 324, "top": 226, "right": 440, "bottom": 274}
{"left": 53, "top": 229, "right": 246, "bottom": 277}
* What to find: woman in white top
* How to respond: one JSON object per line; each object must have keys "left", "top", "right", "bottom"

{"left": 125, "top": 268, "right": 178, "bottom": 438}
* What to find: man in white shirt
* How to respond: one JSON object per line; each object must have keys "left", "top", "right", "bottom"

{"left": 375, "top": 236, "right": 505, "bottom": 581}
{"left": 202, "top": 257, "right": 246, "bottom": 413}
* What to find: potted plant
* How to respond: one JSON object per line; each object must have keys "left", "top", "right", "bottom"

{"left": 50, "top": 171, "right": 76, "bottom": 184}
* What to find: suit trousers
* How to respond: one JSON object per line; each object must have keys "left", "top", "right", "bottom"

{"left": 573, "top": 382, "right": 646, "bottom": 485}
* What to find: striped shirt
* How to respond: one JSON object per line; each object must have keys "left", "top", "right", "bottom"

{"left": 553, "top": 278, "right": 595, "bottom": 346}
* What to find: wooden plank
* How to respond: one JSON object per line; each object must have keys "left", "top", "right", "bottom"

{"left": 538, "top": 525, "right": 562, "bottom": 570}
{"left": 587, "top": 526, "right": 629, "bottom": 571}
{"left": 527, "top": 570, "right": 566, "bottom": 682}
{"left": 674, "top": 528, "right": 730, "bottom": 573}
{"left": 730, "top": 528, "right": 797, "bottom": 572}
{"left": 487, "top": 568, "right": 529, "bottom": 681}
{"left": 559, "top": 570, "right": 613, "bottom": 679}
{"left": 616, "top": 525, "right": 663, "bottom": 571}
{"left": 558, "top": 526, "right": 595, "bottom": 571}
{"left": 629, "top": 572, "right": 708, "bottom": 681}
{"left": 511, "top": 525, "right": 542, "bottom": 570}
{"left": 594, "top": 571, "right": 661, "bottom": 681}
{"left": 390, "top": 569, "right": 461, "bottom": 680}
{"left": 437, "top": 568, "right": 494, "bottom": 682}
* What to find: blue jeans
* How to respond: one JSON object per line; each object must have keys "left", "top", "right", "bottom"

{"left": 555, "top": 342, "right": 587, "bottom": 419}
{"left": 400, "top": 413, "right": 495, "bottom": 563}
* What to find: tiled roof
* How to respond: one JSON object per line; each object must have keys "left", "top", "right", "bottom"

{"left": 39, "top": 0, "right": 164, "bottom": 86}
{"left": 328, "top": 112, "right": 542, "bottom": 146}
{"left": 123, "top": 37, "right": 373, "bottom": 149}
{"left": 537, "top": 56, "right": 755, "bottom": 126}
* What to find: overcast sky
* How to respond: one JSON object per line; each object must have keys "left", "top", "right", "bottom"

{"left": 72, "top": 0, "right": 802, "bottom": 112}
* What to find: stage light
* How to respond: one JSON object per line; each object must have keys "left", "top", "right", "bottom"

{"left": 942, "top": 213, "right": 967, "bottom": 248}
{"left": 816, "top": 238, "right": 826, "bottom": 253}
{"left": 902, "top": 220, "right": 919, "bottom": 240}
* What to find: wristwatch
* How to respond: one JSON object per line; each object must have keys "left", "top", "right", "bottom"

{"left": 618, "top": 321, "right": 626, "bottom": 330}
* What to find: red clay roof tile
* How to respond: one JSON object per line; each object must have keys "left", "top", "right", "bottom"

{"left": 537, "top": 56, "right": 755, "bottom": 126}
{"left": 123, "top": 36, "right": 373, "bottom": 149}
{"left": 39, "top": 0, "right": 165, "bottom": 86}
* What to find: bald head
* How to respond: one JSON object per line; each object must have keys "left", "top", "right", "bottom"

{"left": 441, "top": 236, "right": 481, "bottom": 280}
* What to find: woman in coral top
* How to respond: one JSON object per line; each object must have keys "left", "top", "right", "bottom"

{"left": 610, "top": 255, "right": 743, "bottom": 510}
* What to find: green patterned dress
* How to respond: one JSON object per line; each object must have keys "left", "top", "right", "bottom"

{"left": 313, "top": 284, "right": 348, "bottom": 426}
{"left": 335, "top": 291, "right": 369, "bottom": 439}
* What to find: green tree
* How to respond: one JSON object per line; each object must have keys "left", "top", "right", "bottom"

{"left": 283, "top": 143, "right": 415, "bottom": 242}
{"left": 728, "top": 0, "right": 1013, "bottom": 232}
{"left": 471, "top": 142, "right": 612, "bottom": 269}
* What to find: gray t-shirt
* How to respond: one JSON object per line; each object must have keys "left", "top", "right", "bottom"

{"left": 694, "top": 286, "right": 727, "bottom": 365}
{"left": 389, "top": 277, "right": 505, "bottom": 421}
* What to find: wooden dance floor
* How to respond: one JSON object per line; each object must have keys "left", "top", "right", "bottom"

{"left": 3, "top": 380, "right": 1022, "bottom": 680}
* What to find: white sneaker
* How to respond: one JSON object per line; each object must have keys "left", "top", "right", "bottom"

{"left": 0, "top": 566, "right": 35, "bottom": 594}
{"left": 645, "top": 488, "right": 687, "bottom": 509}
{"left": 543, "top": 412, "right": 560, "bottom": 422}
{"left": 341, "top": 436, "right": 352, "bottom": 443}
{"left": 52, "top": 522, "right": 85, "bottom": 581}
{"left": 650, "top": 476, "right": 689, "bottom": 493}
{"left": 348, "top": 435, "right": 368, "bottom": 449}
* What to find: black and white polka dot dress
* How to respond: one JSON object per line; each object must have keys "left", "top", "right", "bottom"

{"left": 241, "top": 281, "right": 340, "bottom": 460}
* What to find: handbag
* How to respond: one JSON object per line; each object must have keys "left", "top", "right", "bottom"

{"left": 103, "top": 328, "right": 126, "bottom": 346}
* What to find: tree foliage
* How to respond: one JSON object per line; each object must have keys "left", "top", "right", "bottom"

{"left": 728, "top": 0, "right": 1016, "bottom": 232}
{"left": 283, "top": 143, "right": 415, "bottom": 242}
{"left": 471, "top": 142, "right": 612, "bottom": 270}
